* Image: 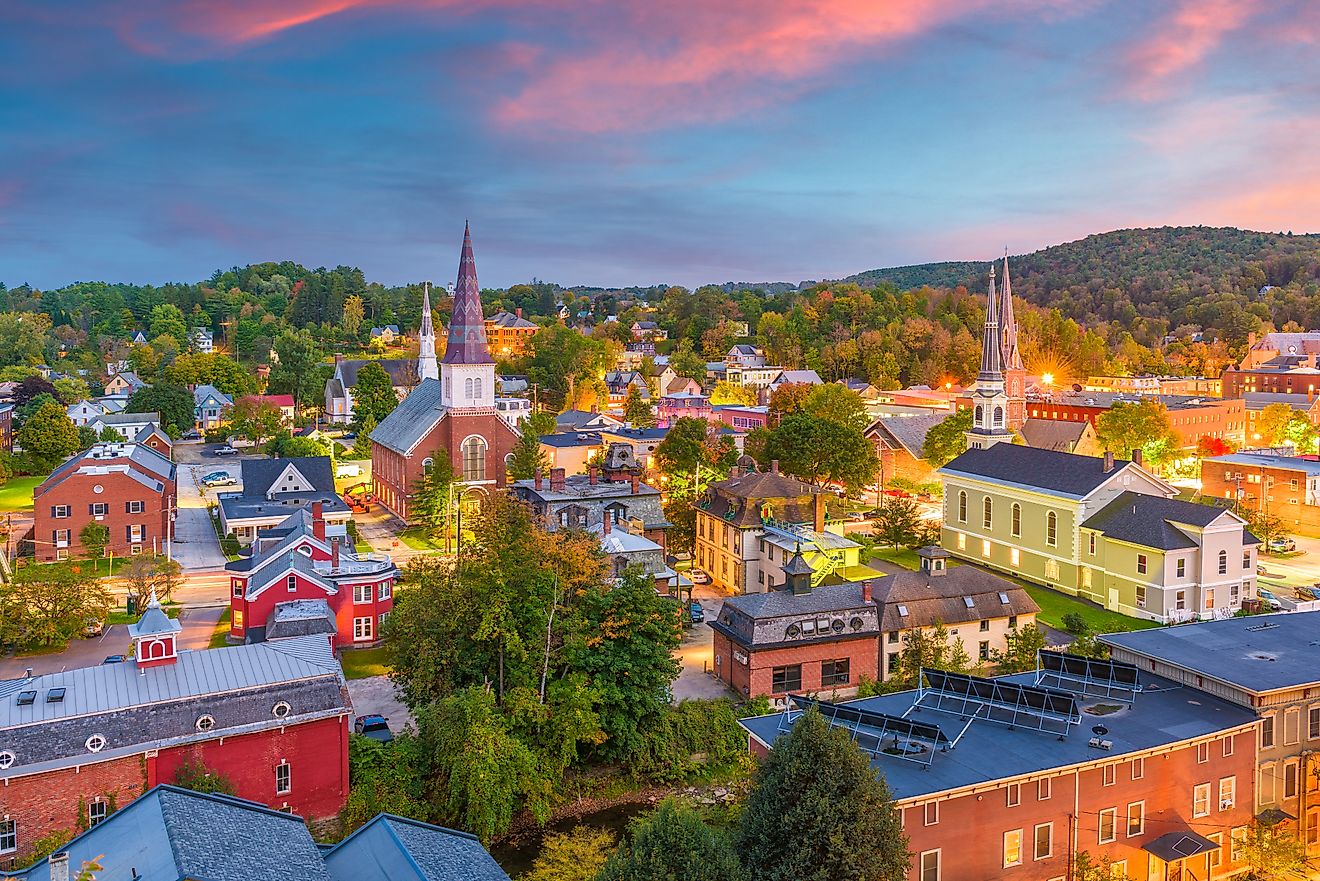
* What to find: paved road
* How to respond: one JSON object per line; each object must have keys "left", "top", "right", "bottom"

{"left": 672, "top": 585, "right": 737, "bottom": 703}
{"left": 0, "top": 606, "right": 223, "bottom": 677}
{"left": 171, "top": 462, "right": 232, "bottom": 571}
{"left": 345, "top": 675, "right": 414, "bottom": 732}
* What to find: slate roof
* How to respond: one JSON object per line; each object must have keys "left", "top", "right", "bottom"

{"left": 241, "top": 456, "right": 335, "bottom": 497}
{"left": 1101, "top": 611, "right": 1320, "bottom": 694}
{"left": 107, "top": 371, "right": 147, "bottom": 391}
{"left": 36, "top": 442, "right": 175, "bottom": 498}
{"left": 867, "top": 413, "right": 948, "bottom": 458}
{"left": 1018, "top": 418, "right": 1090, "bottom": 452}
{"left": 333, "top": 358, "right": 417, "bottom": 389}
{"left": 701, "top": 469, "right": 839, "bottom": 527}
{"left": 266, "top": 600, "right": 338, "bottom": 639}
{"left": 370, "top": 378, "right": 444, "bottom": 455}
{"left": 487, "top": 310, "right": 537, "bottom": 329}
{"left": 323, "top": 814, "right": 511, "bottom": 881}
{"left": 772, "top": 369, "right": 823, "bottom": 386}
{"left": 554, "top": 409, "right": 622, "bottom": 431}
{"left": 193, "top": 384, "right": 233, "bottom": 407}
{"left": 512, "top": 475, "right": 661, "bottom": 502}
{"left": 443, "top": 223, "right": 495, "bottom": 366}
{"left": 941, "top": 444, "right": 1141, "bottom": 498}
{"left": 872, "top": 565, "right": 1038, "bottom": 632}
{"left": 1081, "top": 491, "right": 1247, "bottom": 551}
{"left": 220, "top": 493, "right": 350, "bottom": 525}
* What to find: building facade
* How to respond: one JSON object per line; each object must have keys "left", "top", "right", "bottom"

{"left": 1202, "top": 451, "right": 1320, "bottom": 537}
{"left": 218, "top": 456, "right": 350, "bottom": 543}
{"left": 33, "top": 443, "right": 176, "bottom": 561}
{"left": 485, "top": 309, "right": 538, "bottom": 359}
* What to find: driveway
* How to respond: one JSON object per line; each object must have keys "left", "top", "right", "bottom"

{"left": 170, "top": 463, "right": 232, "bottom": 571}
{"left": 346, "top": 675, "right": 414, "bottom": 731}
{"left": 672, "top": 588, "right": 736, "bottom": 703}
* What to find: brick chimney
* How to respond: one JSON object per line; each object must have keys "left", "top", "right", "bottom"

{"left": 729, "top": 466, "right": 742, "bottom": 479}
{"left": 331, "top": 536, "right": 341, "bottom": 568}
{"left": 550, "top": 468, "right": 566, "bottom": 491}
{"left": 630, "top": 473, "right": 640, "bottom": 493}
{"left": 334, "top": 352, "right": 344, "bottom": 367}
{"left": 1103, "top": 451, "right": 1115, "bottom": 472}
{"left": 862, "top": 581, "right": 872, "bottom": 603}
{"left": 589, "top": 465, "right": 598, "bottom": 485}
{"left": 603, "top": 516, "right": 612, "bottom": 535}
{"left": 770, "top": 459, "right": 780, "bottom": 474}
{"left": 813, "top": 492, "right": 826, "bottom": 533}
{"left": 312, "top": 501, "right": 325, "bottom": 541}
{"left": 534, "top": 468, "right": 543, "bottom": 490}
{"left": 1131, "top": 448, "right": 1143, "bottom": 467}
{"left": 49, "top": 852, "right": 69, "bottom": 881}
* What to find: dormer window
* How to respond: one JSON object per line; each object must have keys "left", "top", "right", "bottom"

{"left": 287, "top": 574, "right": 297, "bottom": 592}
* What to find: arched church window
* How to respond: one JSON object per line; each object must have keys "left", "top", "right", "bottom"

{"left": 461, "top": 435, "right": 487, "bottom": 482}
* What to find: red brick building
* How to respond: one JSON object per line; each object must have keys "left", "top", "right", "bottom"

{"left": 371, "top": 225, "right": 519, "bottom": 522}
{"left": 32, "top": 442, "right": 176, "bottom": 561}
{"left": 0, "top": 599, "right": 350, "bottom": 858}
{"left": 741, "top": 658, "right": 1261, "bottom": 881}
{"left": 1017, "top": 391, "right": 1246, "bottom": 449}
{"left": 865, "top": 413, "right": 947, "bottom": 486}
{"left": 226, "top": 504, "right": 398, "bottom": 646}
{"left": 1201, "top": 451, "right": 1320, "bottom": 537}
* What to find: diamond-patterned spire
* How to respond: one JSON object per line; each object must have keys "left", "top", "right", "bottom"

{"left": 441, "top": 222, "right": 494, "bottom": 366}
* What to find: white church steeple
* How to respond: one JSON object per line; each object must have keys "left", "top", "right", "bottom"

{"left": 417, "top": 281, "right": 439, "bottom": 382}
{"left": 966, "top": 263, "right": 1015, "bottom": 451}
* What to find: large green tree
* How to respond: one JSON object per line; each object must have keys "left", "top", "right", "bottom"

{"left": 805, "top": 383, "right": 869, "bottom": 431}
{"left": 596, "top": 801, "right": 743, "bottom": 881}
{"left": 521, "top": 325, "right": 610, "bottom": 410}
{"left": 409, "top": 454, "right": 456, "bottom": 539}
{"left": 736, "top": 708, "right": 909, "bottom": 881}
{"left": 920, "top": 409, "right": 971, "bottom": 467}
{"left": 267, "top": 329, "right": 324, "bottom": 408}
{"left": 0, "top": 563, "right": 112, "bottom": 649}
{"left": 653, "top": 417, "right": 737, "bottom": 554}
{"left": 1094, "top": 400, "right": 1179, "bottom": 464}
{"left": 351, "top": 361, "right": 398, "bottom": 429}
{"left": 622, "top": 384, "right": 655, "bottom": 428}
{"left": 126, "top": 382, "right": 195, "bottom": 436}
{"left": 507, "top": 412, "right": 554, "bottom": 481}
{"left": 162, "top": 352, "right": 259, "bottom": 396}
{"left": 147, "top": 304, "right": 188, "bottom": 343}
{"left": 16, "top": 400, "right": 80, "bottom": 469}
{"left": 763, "top": 412, "right": 878, "bottom": 492}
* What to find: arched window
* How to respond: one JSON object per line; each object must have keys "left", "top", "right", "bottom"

{"left": 1218, "top": 549, "right": 1227, "bottom": 575}
{"left": 464, "top": 377, "right": 474, "bottom": 399}
{"left": 993, "top": 406, "right": 1004, "bottom": 427}
{"left": 974, "top": 405, "right": 983, "bottom": 425}
{"left": 1046, "top": 511, "right": 1057, "bottom": 547}
{"left": 1011, "top": 503, "right": 1021, "bottom": 537}
{"left": 472, "top": 377, "right": 482, "bottom": 399}
{"left": 983, "top": 496, "right": 992, "bottom": 529}
{"left": 421, "top": 457, "right": 434, "bottom": 474}
{"left": 461, "top": 435, "right": 487, "bottom": 481}
{"left": 958, "top": 491, "right": 967, "bottom": 522}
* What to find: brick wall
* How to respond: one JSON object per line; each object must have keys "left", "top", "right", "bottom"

{"left": 0, "top": 755, "right": 146, "bottom": 863}
{"left": 1202, "top": 460, "right": 1320, "bottom": 537}
{"left": 730, "top": 636, "right": 878, "bottom": 699}
{"left": 33, "top": 468, "right": 174, "bottom": 561}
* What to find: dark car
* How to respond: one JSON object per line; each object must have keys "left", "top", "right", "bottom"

{"left": 354, "top": 714, "right": 393, "bottom": 743}
{"left": 689, "top": 604, "right": 706, "bottom": 624}
{"left": 102, "top": 655, "right": 126, "bottom": 664}
{"left": 181, "top": 429, "right": 202, "bottom": 440}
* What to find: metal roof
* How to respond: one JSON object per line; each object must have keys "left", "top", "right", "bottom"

{"left": 324, "top": 814, "right": 511, "bottom": 881}
{"left": 1205, "top": 452, "right": 1320, "bottom": 476}
{"left": 370, "top": 378, "right": 445, "bottom": 455}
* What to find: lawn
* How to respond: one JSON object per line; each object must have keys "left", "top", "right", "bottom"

{"left": 209, "top": 608, "right": 232, "bottom": 648}
{"left": 0, "top": 476, "right": 45, "bottom": 512}
{"left": 340, "top": 646, "right": 391, "bottom": 679}
{"left": 106, "top": 602, "right": 181, "bottom": 626}
{"left": 397, "top": 527, "right": 446, "bottom": 552}
{"left": 870, "top": 547, "right": 924, "bottom": 570}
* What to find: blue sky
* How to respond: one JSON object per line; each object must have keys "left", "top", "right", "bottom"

{"left": 2, "top": 1, "right": 1318, "bottom": 290}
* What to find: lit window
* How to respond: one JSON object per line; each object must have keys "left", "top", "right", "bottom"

{"left": 982, "top": 540, "right": 991, "bottom": 558}
{"left": 1098, "top": 807, "right": 1116, "bottom": 843}
{"left": 1010, "top": 548, "right": 1020, "bottom": 567}
{"left": 1045, "top": 512, "right": 1057, "bottom": 546}
{"left": 461, "top": 436, "right": 488, "bottom": 482}
{"left": 1126, "top": 802, "right": 1144, "bottom": 837}
{"left": 1003, "top": 829, "right": 1022, "bottom": 867}
{"left": 1193, "top": 783, "right": 1210, "bottom": 817}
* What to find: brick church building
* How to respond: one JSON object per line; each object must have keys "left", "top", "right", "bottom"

{"left": 371, "top": 225, "right": 520, "bottom": 522}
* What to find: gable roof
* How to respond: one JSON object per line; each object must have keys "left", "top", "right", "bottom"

{"left": 370, "top": 378, "right": 445, "bottom": 455}
{"left": 240, "top": 457, "right": 335, "bottom": 497}
{"left": 334, "top": 358, "right": 417, "bottom": 389}
{"left": 324, "top": 814, "right": 511, "bottom": 881}
{"left": 486, "top": 310, "right": 537, "bottom": 329}
{"left": 193, "top": 384, "right": 233, "bottom": 407}
{"left": 866, "top": 413, "right": 948, "bottom": 458}
{"left": 1018, "top": 418, "right": 1092, "bottom": 452}
{"left": 772, "top": 369, "right": 823, "bottom": 386}
{"left": 93, "top": 410, "right": 158, "bottom": 426}
{"left": 1081, "top": 491, "right": 1253, "bottom": 551}
{"left": 940, "top": 444, "right": 1167, "bottom": 499}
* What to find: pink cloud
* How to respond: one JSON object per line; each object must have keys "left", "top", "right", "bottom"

{"left": 1123, "top": 0, "right": 1259, "bottom": 100}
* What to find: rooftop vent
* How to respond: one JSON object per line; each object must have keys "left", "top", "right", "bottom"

{"left": 15, "top": 691, "right": 35, "bottom": 706}
{"left": 1246, "top": 622, "right": 1281, "bottom": 632}
{"left": 46, "top": 688, "right": 66, "bottom": 703}
{"left": 1087, "top": 737, "right": 1113, "bottom": 750}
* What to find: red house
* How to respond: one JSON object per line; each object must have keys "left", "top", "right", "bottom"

{"left": 227, "top": 503, "right": 398, "bottom": 647}
{"left": 32, "top": 442, "right": 176, "bottom": 561}
{"left": 371, "top": 225, "right": 519, "bottom": 522}
{"left": 0, "top": 597, "right": 350, "bottom": 858}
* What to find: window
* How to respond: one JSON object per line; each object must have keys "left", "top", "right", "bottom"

{"left": 958, "top": 491, "right": 967, "bottom": 522}
{"left": 286, "top": 574, "right": 297, "bottom": 593}
{"left": 1098, "top": 807, "right": 1116, "bottom": 843}
{"left": 353, "top": 616, "right": 373, "bottom": 641}
{"left": 1003, "top": 829, "right": 1022, "bottom": 867}
{"left": 272, "top": 701, "right": 291, "bottom": 719}
{"left": 276, "top": 762, "right": 291, "bottom": 795}
{"left": 85, "top": 734, "right": 106, "bottom": 753}
{"left": 1208, "top": 832, "right": 1223, "bottom": 869}
{"left": 0, "top": 819, "right": 14, "bottom": 854}
{"left": 771, "top": 665, "right": 802, "bottom": 693}
{"left": 1126, "top": 802, "right": 1144, "bottom": 836}
{"left": 1136, "top": 585, "right": 1146, "bottom": 608}
{"left": 1034, "top": 823, "right": 1053, "bottom": 860}
{"left": 196, "top": 714, "right": 216, "bottom": 732}
{"left": 1218, "top": 549, "right": 1227, "bottom": 575}
{"left": 1011, "top": 504, "right": 1021, "bottom": 537}
{"left": 1231, "top": 827, "right": 1247, "bottom": 862}
{"left": 1010, "top": 548, "right": 1020, "bottom": 566}
{"left": 1262, "top": 714, "right": 1276, "bottom": 748}
{"left": 1197, "top": 741, "right": 1209, "bottom": 763}
{"left": 919, "top": 850, "right": 940, "bottom": 881}
{"left": 378, "top": 581, "right": 391, "bottom": 601}
{"left": 1260, "top": 763, "right": 1277, "bottom": 805}
{"left": 979, "top": 619, "right": 990, "bottom": 632}
{"left": 353, "top": 584, "right": 373, "bottom": 604}
{"left": 1131, "top": 757, "right": 1145, "bottom": 780}
{"left": 1136, "top": 554, "right": 1147, "bottom": 575}
{"left": 1088, "top": 532, "right": 1096, "bottom": 555}
{"left": 1103, "top": 764, "right": 1115, "bottom": 786}
{"left": 1176, "top": 558, "right": 1185, "bottom": 578}
{"left": 1175, "top": 590, "right": 1186, "bottom": 610}
{"left": 1038, "top": 778, "right": 1052, "bottom": 801}
{"left": 887, "top": 652, "right": 899, "bottom": 674}
{"left": 979, "top": 641, "right": 989, "bottom": 660}
{"left": 821, "top": 659, "right": 850, "bottom": 687}
{"left": 1044, "top": 559, "right": 1059, "bottom": 581}
{"left": 1284, "top": 762, "right": 1298, "bottom": 800}
{"left": 88, "top": 799, "right": 108, "bottom": 827}
{"left": 1285, "top": 707, "right": 1301, "bottom": 745}
{"left": 127, "top": 524, "right": 144, "bottom": 543}
{"left": 1223, "top": 735, "right": 1235, "bottom": 757}
{"left": 1006, "top": 783, "right": 1020, "bottom": 807}
{"left": 983, "top": 497, "right": 992, "bottom": 529}
{"left": 1046, "top": 512, "right": 1057, "bottom": 546}
{"left": 982, "top": 539, "right": 991, "bottom": 558}
{"left": 1193, "top": 783, "right": 1210, "bottom": 817}
{"left": 1205, "top": 589, "right": 1216, "bottom": 610}
{"left": 1243, "top": 551, "right": 1251, "bottom": 570}
{"left": 461, "top": 435, "right": 488, "bottom": 481}
{"left": 957, "top": 532, "right": 966, "bottom": 550}
{"left": 923, "top": 802, "right": 939, "bottom": 825}
{"left": 89, "top": 502, "right": 107, "bottom": 516}
{"left": 1310, "top": 706, "right": 1320, "bottom": 740}
{"left": 232, "top": 580, "right": 243, "bottom": 598}
{"left": 51, "top": 505, "right": 70, "bottom": 519}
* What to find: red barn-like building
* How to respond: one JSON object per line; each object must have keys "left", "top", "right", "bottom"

{"left": 0, "top": 597, "right": 350, "bottom": 858}
{"left": 226, "top": 504, "right": 398, "bottom": 647}
{"left": 371, "top": 225, "right": 519, "bottom": 522}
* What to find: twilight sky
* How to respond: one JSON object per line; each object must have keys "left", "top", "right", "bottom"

{"left": 2, "top": 1, "right": 1319, "bottom": 290}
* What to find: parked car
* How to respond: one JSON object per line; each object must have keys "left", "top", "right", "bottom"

{"left": 214, "top": 445, "right": 239, "bottom": 457}
{"left": 202, "top": 471, "right": 237, "bottom": 487}
{"left": 1267, "top": 537, "right": 1297, "bottom": 554}
{"left": 83, "top": 619, "right": 104, "bottom": 638}
{"left": 688, "top": 569, "right": 711, "bottom": 585}
{"left": 181, "top": 429, "right": 202, "bottom": 440}
{"left": 1258, "top": 588, "right": 1283, "bottom": 610}
{"left": 354, "top": 714, "right": 393, "bottom": 744}
{"left": 689, "top": 603, "right": 706, "bottom": 624}
{"left": 102, "top": 655, "right": 125, "bottom": 664}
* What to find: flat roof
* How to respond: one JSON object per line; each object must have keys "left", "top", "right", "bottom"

{"left": 738, "top": 670, "right": 1256, "bottom": 801}
{"left": 1205, "top": 453, "right": 1320, "bottom": 476}
{"left": 1101, "top": 611, "right": 1320, "bottom": 694}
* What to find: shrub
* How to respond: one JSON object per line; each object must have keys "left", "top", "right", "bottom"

{"left": 630, "top": 700, "right": 751, "bottom": 782}
{"left": 1061, "top": 612, "right": 1089, "bottom": 634}
{"left": 173, "top": 758, "right": 237, "bottom": 795}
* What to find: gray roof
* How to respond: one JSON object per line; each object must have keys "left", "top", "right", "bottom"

{"left": 1241, "top": 391, "right": 1316, "bottom": 411}
{"left": 324, "top": 814, "right": 511, "bottom": 881}
{"left": 241, "top": 456, "right": 335, "bottom": 497}
{"left": 93, "top": 409, "right": 158, "bottom": 426}
{"left": 0, "top": 636, "right": 346, "bottom": 776}
{"left": 1081, "top": 491, "right": 1245, "bottom": 551}
{"left": 267, "top": 600, "right": 338, "bottom": 639}
{"left": 127, "top": 599, "right": 181, "bottom": 639}
{"left": 539, "top": 431, "right": 601, "bottom": 448}
{"left": 1206, "top": 452, "right": 1320, "bottom": 477}
{"left": 487, "top": 310, "right": 537, "bottom": 329}
{"left": 370, "top": 377, "right": 445, "bottom": 455}
{"left": 739, "top": 669, "right": 1257, "bottom": 801}
{"left": 1101, "top": 611, "right": 1320, "bottom": 694}
{"left": 941, "top": 444, "right": 1138, "bottom": 498}
{"left": 220, "top": 493, "right": 350, "bottom": 526}
{"left": 867, "top": 413, "right": 948, "bottom": 458}
{"left": 772, "top": 370, "right": 823, "bottom": 385}
{"left": 512, "top": 475, "right": 660, "bottom": 502}
{"left": 555, "top": 409, "right": 621, "bottom": 431}
{"left": 37, "top": 442, "right": 176, "bottom": 498}
{"left": 335, "top": 358, "right": 416, "bottom": 388}
{"left": 1018, "top": 417, "right": 1090, "bottom": 452}
{"left": 193, "top": 384, "right": 233, "bottom": 407}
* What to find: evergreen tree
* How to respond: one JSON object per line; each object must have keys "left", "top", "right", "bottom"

{"left": 596, "top": 801, "right": 743, "bottom": 881}
{"left": 507, "top": 419, "right": 551, "bottom": 481}
{"left": 125, "top": 381, "right": 194, "bottom": 436}
{"left": 622, "top": 385, "right": 655, "bottom": 428}
{"left": 736, "top": 708, "right": 909, "bottom": 881}
{"left": 352, "top": 361, "right": 398, "bottom": 428}
{"left": 992, "top": 624, "right": 1048, "bottom": 673}
{"left": 351, "top": 414, "right": 376, "bottom": 459}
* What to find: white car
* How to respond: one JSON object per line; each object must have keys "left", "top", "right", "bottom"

{"left": 688, "top": 569, "right": 711, "bottom": 585}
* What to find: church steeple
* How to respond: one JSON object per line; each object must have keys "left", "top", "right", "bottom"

{"left": 438, "top": 223, "right": 496, "bottom": 410}
{"left": 966, "top": 262, "right": 1015, "bottom": 451}
{"left": 417, "top": 281, "right": 439, "bottom": 382}
{"left": 998, "top": 254, "right": 1023, "bottom": 372}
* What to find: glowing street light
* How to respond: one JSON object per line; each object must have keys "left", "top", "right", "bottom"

{"left": 1041, "top": 372, "right": 1055, "bottom": 387}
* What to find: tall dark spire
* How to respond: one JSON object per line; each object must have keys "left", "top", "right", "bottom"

{"left": 978, "top": 263, "right": 1002, "bottom": 382}
{"left": 441, "top": 222, "right": 494, "bottom": 366}
{"left": 998, "top": 253, "right": 1023, "bottom": 372}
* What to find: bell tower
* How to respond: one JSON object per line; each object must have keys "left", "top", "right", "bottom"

{"left": 966, "top": 264, "right": 1015, "bottom": 451}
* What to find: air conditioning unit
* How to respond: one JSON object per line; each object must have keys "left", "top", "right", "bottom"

{"left": 1220, "top": 799, "right": 1235, "bottom": 810}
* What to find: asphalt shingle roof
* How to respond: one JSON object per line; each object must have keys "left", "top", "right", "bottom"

{"left": 241, "top": 456, "right": 335, "bottom": 496}
{"left": 370, "top": 377, "right": 444, "bottom": 455}
{"left": 1081, "top": 491, "right": 1235, "bottom": 551}
{"left": 940, "top": 444, "right": 1136, "bottom": 498}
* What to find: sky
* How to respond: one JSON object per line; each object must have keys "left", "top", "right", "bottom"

{"left": 2, "top": 0, "right": 1319, "bottom": 291}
